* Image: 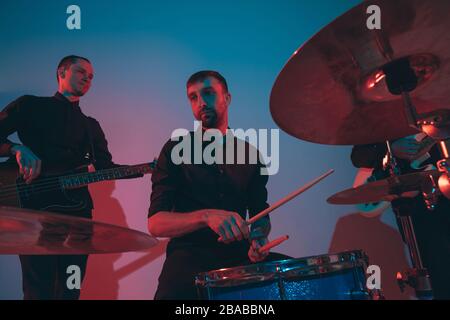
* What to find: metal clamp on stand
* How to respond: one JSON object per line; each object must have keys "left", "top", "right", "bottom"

{"left": 397, "top": 269, "right": 433, "bottom": 300}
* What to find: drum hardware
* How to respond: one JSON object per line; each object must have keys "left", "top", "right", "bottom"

{"left": 421, "top": 173, "right": 440, "bottom": 211}
{"left": 270, "top": 0, "right": 450, "bottom": 300}
{"left": 327, "top": 170, "right": 441, "bottom": 205}
{"left": 386, "top": 59, "right": 450, "bottom": 204}
{"left": 327, "top": 168, "right": 436, "bottom": 298}
{"left": 396, "top": 267, "right": 433, "bottom": 300}
{"left": 384, "top": 141, "right": 401, "bottom": 177}
{"left": 328, "top": 140, "right": 436, "bottom": 298}
{"left": 396, "top": 214, "right": 433, "bottom": 299}
{"left": 386, "top": 57, "right": 450, "bottom": 299}
{"left": 392, "top": 61, "right": 450, "bottom": 202}
{"left": 352, "top": 135, "right": 435, "bottom": 216}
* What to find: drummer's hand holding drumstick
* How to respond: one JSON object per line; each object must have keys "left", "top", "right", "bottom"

{"left": 248, "top": 237, "right": 269, "bottom": 263}
{"left": 150, "top": 170, "right": 332, "bottom": 241}
{"left": 248, "top": 220, "right": 291, "bottom": 263}
{"left": 247, "top": 217, "right": 271, "bottom": 263}
{"left": 206, "top": 209, "right": 250, "bottom": 244}
{"left": 212, "top": 213, "right": 272, "bottom": 262}
{"left": 214, "top": 169, "right": 334, "bottom": 259}
{"left": 207, "top": 209, "right": 270, "bottom": 262}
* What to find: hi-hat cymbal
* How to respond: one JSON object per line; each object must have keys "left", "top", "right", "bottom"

{"left": 0, "top": 206, "right": 158, "bottom": 255}
{"left": 327, "top": 170, "right": 440, "bottom": 205}
{"left": 270, "top": 0, "right": 450, "bottom": 145}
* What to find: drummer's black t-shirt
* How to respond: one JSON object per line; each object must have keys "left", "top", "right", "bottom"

{"left": 148, "top": 131, "right": 270, "bottom": 254}
{"left": 148, "top": 134, "right": 285, "bottom": 299}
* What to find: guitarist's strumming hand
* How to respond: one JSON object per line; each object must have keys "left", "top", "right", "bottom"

{"left": 10, "top": 145, "right": 42, "bottom": 184}
{"left": 391, "top": 134, "right": 435, "bottom": 161}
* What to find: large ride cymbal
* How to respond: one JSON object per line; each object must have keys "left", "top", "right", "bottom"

{"left": 327, "top": 170, "right": 440, "bottom": 205}
{"left": 0, "top": 206, "right": 158, "bottom": 255}
{"left": 270, "top": 0, "right": 450, "bottom": 145}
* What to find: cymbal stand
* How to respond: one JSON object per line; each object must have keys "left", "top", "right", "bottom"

{"left": 385, "top": 137, "right": 434, "bottom": 299}
{"left": 382, "top": 58, "right": 434, "bottom": 299}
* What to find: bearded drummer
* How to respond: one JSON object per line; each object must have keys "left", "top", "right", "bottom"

{"left": 352, "top": 135, "right": 450, "bottom": 299}
{"left": 147, "top": 71, "right": 290, "bottom": 300}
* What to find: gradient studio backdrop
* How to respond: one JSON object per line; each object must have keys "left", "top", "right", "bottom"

{"left": 0, "top": 0, "right": 413, "bottom": 299}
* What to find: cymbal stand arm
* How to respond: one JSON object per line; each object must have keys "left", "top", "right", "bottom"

{"left": 395, "top": 93, "right": 434, "bottom": 299}
{"left": 396, "top": 213, "right": 433, "bottom": 299}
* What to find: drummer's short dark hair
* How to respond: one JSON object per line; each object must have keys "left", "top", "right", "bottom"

{"left": 56, "top": 55, "right": 91, "bottom": 82}
{"left": 187, "top": 70, "right": 229, "bottom": 93}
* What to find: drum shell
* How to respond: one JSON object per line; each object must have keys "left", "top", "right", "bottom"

{"left": 195, "top": 250, "right": 371, "bottom": 300}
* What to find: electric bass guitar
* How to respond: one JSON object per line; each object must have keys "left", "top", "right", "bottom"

{"left": 0, "top": 160, "right": 156, "bottom": 212}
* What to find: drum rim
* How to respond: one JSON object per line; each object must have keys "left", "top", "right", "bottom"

{"left": 195, "top": 249, "right": 368, "bottom": 288}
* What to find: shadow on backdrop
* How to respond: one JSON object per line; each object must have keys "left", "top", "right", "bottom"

{"left": 80, "top": 180, "right": 168, "bottom": 299}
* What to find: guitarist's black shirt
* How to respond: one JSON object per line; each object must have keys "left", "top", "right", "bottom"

{"left": 0, "top": 92, "right": 116, "bottom": 216}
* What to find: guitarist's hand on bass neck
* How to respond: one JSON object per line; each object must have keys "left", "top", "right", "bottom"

{"left": 391, "top": 133, "right": 436, "bottom": 162}
{"left": 10, "top": 145, "right": 42, "bottom": 184}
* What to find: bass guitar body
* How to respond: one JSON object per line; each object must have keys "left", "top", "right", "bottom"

{"left": 0, "top": 162, "right": 87, "bottom": 213}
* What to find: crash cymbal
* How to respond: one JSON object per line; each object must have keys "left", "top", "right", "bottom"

{"left": 270, "top": 0, "right": 450, "bottom": 145}
{"left": 327, "top": 170, "right": 440, "bottom": 205}
{"left": 0, "top": 206, "right": 158, "bottom": 255}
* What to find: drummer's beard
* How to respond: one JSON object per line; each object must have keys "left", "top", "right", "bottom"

{"left": 200, "top": 109, "right": 218, "bottom": 128}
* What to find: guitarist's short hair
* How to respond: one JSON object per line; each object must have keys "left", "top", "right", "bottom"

{"left": 56, "top": 55, "right": 91, "bottom": 82}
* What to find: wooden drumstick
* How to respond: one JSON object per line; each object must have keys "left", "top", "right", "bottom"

{"left": 258, "top": 235, "right": 289, "bottom": 254}
{"left": 247, "top": 169, "right": 334, "bottom": 225}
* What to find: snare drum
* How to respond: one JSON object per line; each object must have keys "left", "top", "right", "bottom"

{"left": 195, "top": 250, "right": 372, "bottom": 300}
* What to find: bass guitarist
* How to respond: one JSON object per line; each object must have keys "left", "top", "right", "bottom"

{"left": 0, "top": 55, "right": 142, "bottom": 300}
